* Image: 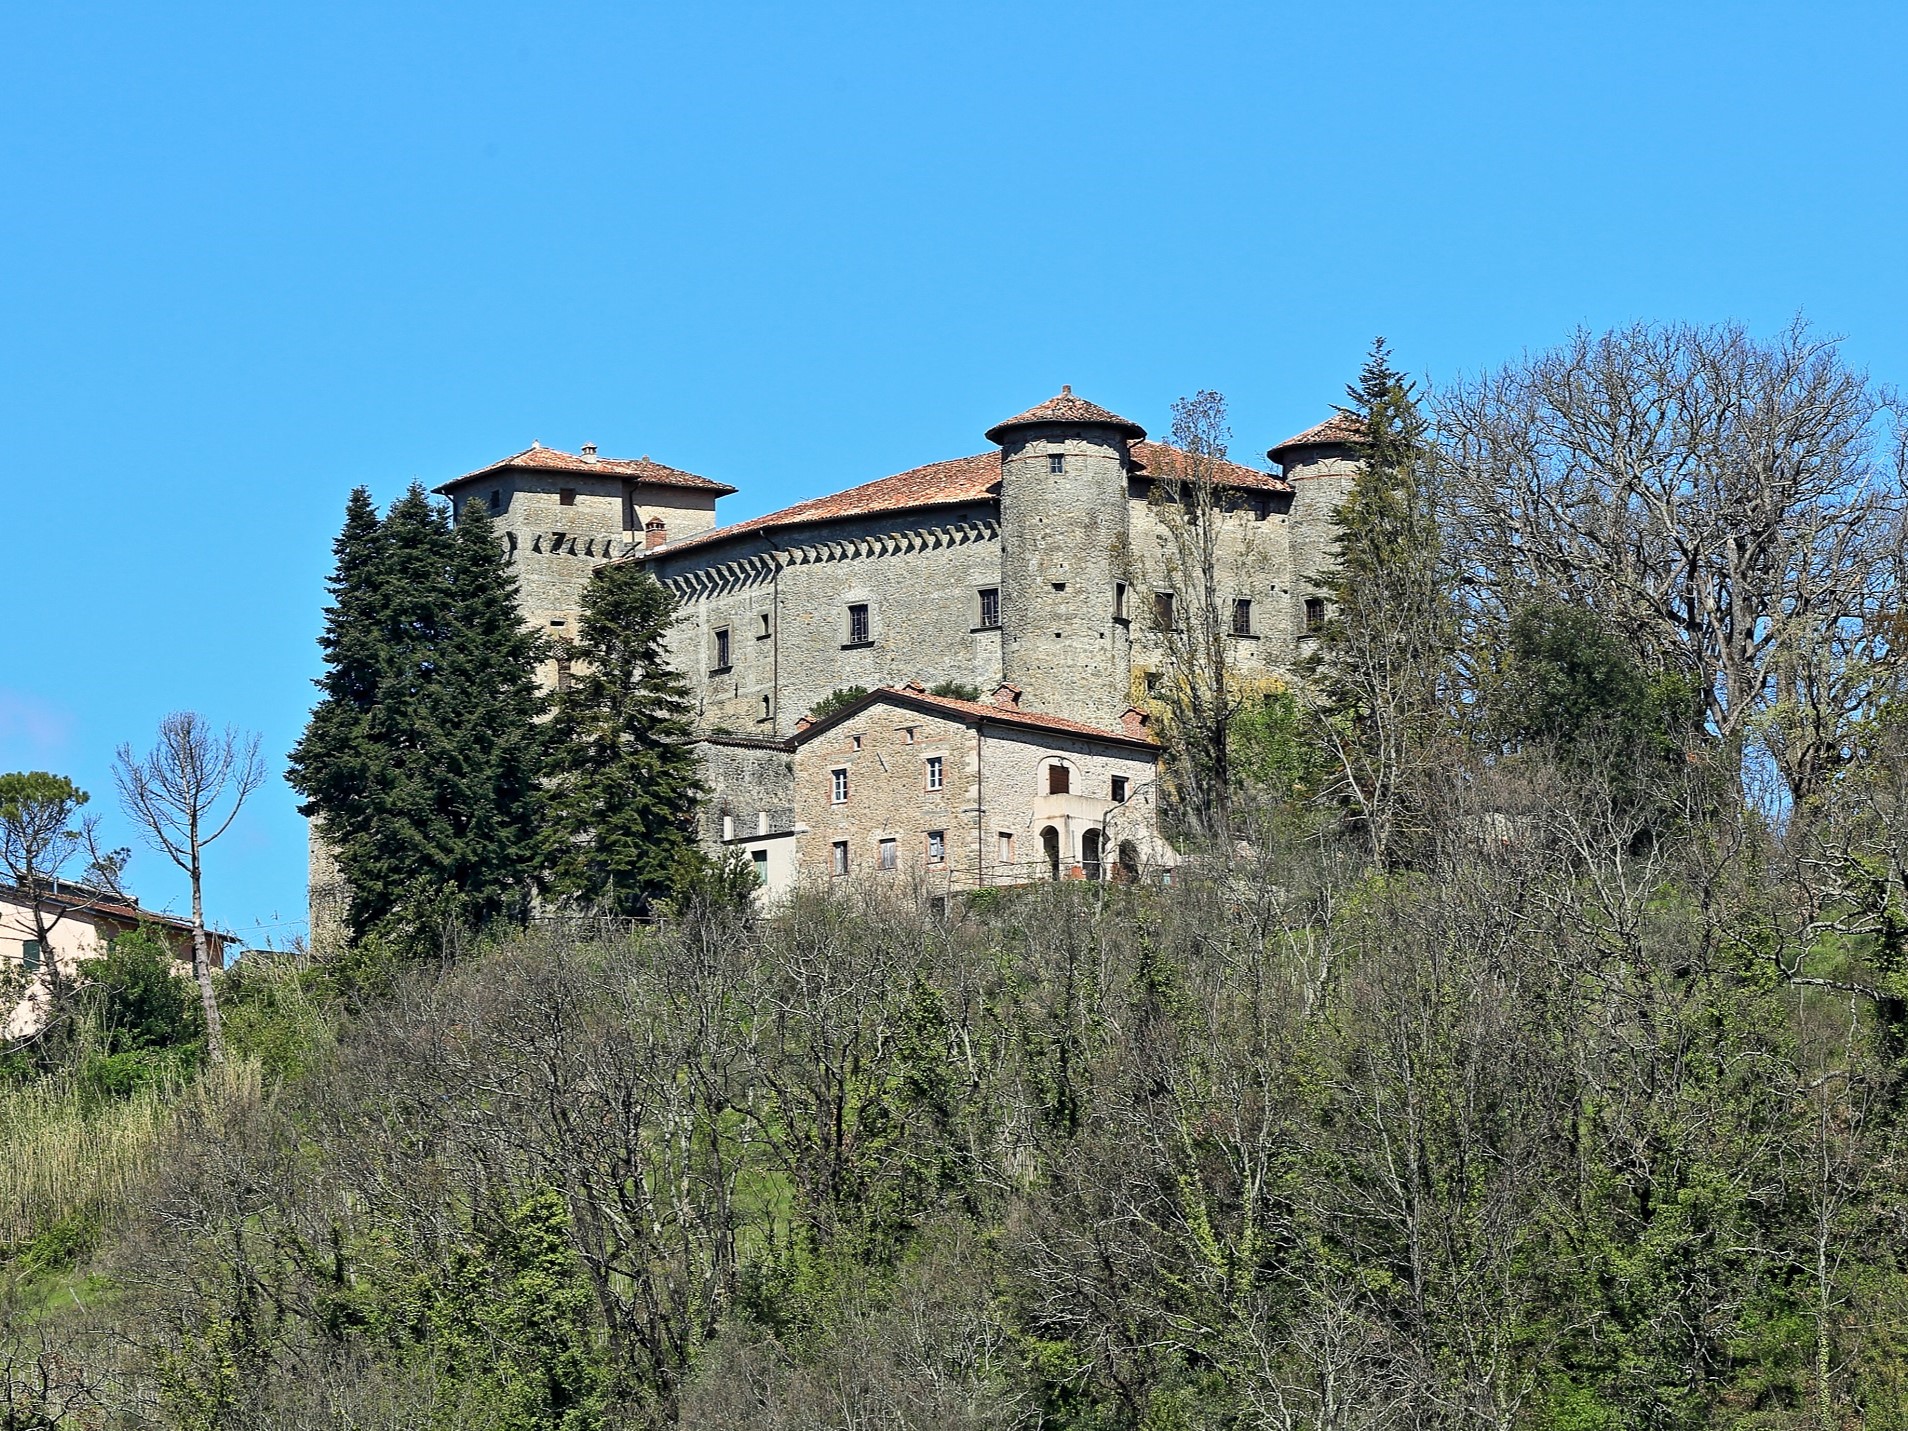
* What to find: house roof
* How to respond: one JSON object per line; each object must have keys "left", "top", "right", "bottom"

{"left": 796, "top": 684, "right": 1160, "bottom": 754}
{"left": 984, "top": 386, "right": 1147, "bottom": 443}
{"left": 433, "top": 444, "right": 737, "bottom": 496}
{"left": 635, "top": 440, "right": 1286, "bottom": 563}
{"left": 0, "top": 881, "right": 225, "bottom": 943}
{"left": 1267, "top": 413, "right": 1368, "bottom": 462}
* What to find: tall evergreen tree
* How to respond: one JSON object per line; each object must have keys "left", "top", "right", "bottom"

{"left": 542, "top": 560, "right": 705, "bottom": 915}
{"left": 290, "top": 485, "right": 545, "bottom": 945}
{"left": 1307, "top": 340, "right": 1454, "bottom": 861}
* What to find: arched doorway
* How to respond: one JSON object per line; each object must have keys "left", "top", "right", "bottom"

{"left": 1082, "top": 828, "right": 1104, "bottom": 882}
{"left": 1115, "top": 840, "right": 1141, "bottom": 884}
{"left": 1040, "top": 825, "right": 1061, "bottom": 881}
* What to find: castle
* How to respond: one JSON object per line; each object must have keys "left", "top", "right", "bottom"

{"left": 307, "top": 388, "right": 1361, "bottom": 927}
{"left": 425, "top": 388, "right": 1363, "bottom": 898}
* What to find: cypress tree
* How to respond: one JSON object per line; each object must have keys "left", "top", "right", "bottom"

{"left": 291, "top": 485, "right": 545, "bottom": 946}
{"left": 542, "top": 560, "right": 705, "bottom": 915}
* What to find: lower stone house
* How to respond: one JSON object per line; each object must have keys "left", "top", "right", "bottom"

{"left": 3, "top": 882, "right": 229, "bottom": 1039}
{"left": 703, "top": 682, "right": 1176, "bottom": 902}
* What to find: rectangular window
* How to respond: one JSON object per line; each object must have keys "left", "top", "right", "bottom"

{"left": 1111, "top": 775, "right": 1129, "bottom": 802}
{"left": 997, "top": 832, "right": 1015, "bottom": 863}
{"left": 714, "top": 628, "right": 731, "bottom": 669}
{"left": 925, "top": 755, "right": 944, "bottom": 791}
{"left": 901, "top": 727, "right": 916, "bottom": 744}
{"left": 758, "top": 613, "right": 771, "bottom": 638}
{"left": 1231, "top": 598, "right": 1252, "bottom": 636}
{"left": 1048, "top": 764, "right": 1070, "bottom": 795}
{"left": 851, "top": 734, "right": 862, "bottom": 751}
{"left": 21, "top": 939, "right": 41, "bottom": 973}
{"left": 832, "top": 841, "right": 849, "bottom": 876}
{"left": 751, "top": 850, "right": 769, "bottom": 885}
{"left": 1114, "top": 582, "right": 1127, "bottom": 620}
{"left": 1154, "top": 592, "right": 1175, "bottom": 631}
{"left": 879, "top": 838, "right": 897, "bottom": 871}
{"left": 831, "top": 768, "right": 849, "bottom": 804}
{"left": 847, "top": 603, "right": 871, "bottom": 644}
{"left": 489, "top": 489, "right": 502, "bottom": 513}
{"left": 1304, "top": 596, "right": 1326, "bottom": 633}
{"left": 927, "top": 830, "right": 946, "bottom": 863}
{"left": 559, "top": 487, "right": 577, "bottom": 506}
{"left": 761, "top": 694, "right": 773, "bottom": 721}
{"left": 1048, "top": 452, "right": 1065, "bottom": 473}
{"left": 979, "top": 588, "right": 1000, "bottom": 628}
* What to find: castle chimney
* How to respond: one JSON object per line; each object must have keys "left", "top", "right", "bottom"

{"left": 644, "top": 518, "right": 667, "bottom": 549}
{"left": 580, "top": 442, "right": 599, "bottom": 463}
{"left": 1119, "top": 705, "right": 1151, "bottom": 738}
{"left": 991, "top": 682, "right": 1022, "bottom": 709}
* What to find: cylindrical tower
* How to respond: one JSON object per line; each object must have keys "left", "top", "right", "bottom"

{"left": 1268, "top": 413, "right": 1368, "bottom": 648}
{"left": 986, "top": 386, "right": 1146, "bottom": 723}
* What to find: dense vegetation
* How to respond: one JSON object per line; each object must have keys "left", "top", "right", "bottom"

{"left": 8, "top": 321, "right": 1908, "bottom": 1428}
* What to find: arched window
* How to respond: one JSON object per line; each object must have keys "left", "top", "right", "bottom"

{"left": 1040, "top": 825, "right": 1061, "bottom": 881}
{"left": 1082, "top": 828, "right": 1104, "bottom": 882}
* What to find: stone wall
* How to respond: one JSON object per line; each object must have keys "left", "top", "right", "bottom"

{"left": 694, "top": 737, "right": 796, "bottom": 846}
{"left": 650, "top": 502, "right": 1005, "bottom": 737}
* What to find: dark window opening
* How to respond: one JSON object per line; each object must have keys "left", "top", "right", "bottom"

{"left": 559, "top": 488, "right": 577, "bottom": 506}
{"left": 847, "top": 603, "right": 871, "bottom": 644}
{"left": 21, "top": 939, "right": 41, "bottom": 972}
{"left": 758, "top": 613, "right": 771, "bottom": 638}
{"left": 750, "top": 850, "right": 769, "bottom": 885}
{"left": 1153, "top": 592, "right": 1175, "bottom": 631}
{"left": 1041, "top": 825, "right": 1062, "bottom": 880}
{"left": 1048, "top": 764, "right": 1070, "bottom": 795}
{"left": 1111, "top": 775, "right": 1129, "bottom": 802}
{"left": 1083, "top": 828, "right": 1105, "bottom": 882}
{"left": 761, "top": 694, "right": 772, "bottom": 721}
{"left": 1304, "top": 596, "right": 1326, "bottom": 633}
{"left": 489, "top": 490, "right": 502, "bottom": 513}
{"left": 1231, "top": 598, "right": 1253, "bottom": 636}
{"left": 1048, "top": 452, "right": 1065, "bottom": 473}
{"left": 1114, "top": 582, "right": 1127, "bottom": 620}
{"left": 1144, "top": 672, "right": 1161, "bottom": 694}
{"left": 979, "top": 588, "right": 1000, "bottom": 629}
{"left": 713, "top": 628, "right": 731, "bottom": 669}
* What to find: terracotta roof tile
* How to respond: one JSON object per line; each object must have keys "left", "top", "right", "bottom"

{"left": 798, "top": 685, "right": 1159, "bottom": 750}
{"left": 637, "top": 440, "right": 1286, "bottom": 563}
{"left": 1267, "top": 413, "right": 1368, "bottom": 461}
{"left": 434, "top": 444, "right": 736, "bottom": 496}
{"left": 985, "top": 386, "right": 1147, "bottom": 443}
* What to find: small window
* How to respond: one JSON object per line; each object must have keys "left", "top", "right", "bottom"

{"left": 559, "top": 487, "right": 577, "bottom": 506}
{"left": 751, "top": 850, "right": 769, "bottom": 885}
{"left": 1048, "top": 764, "right": 1070, "bottom": 795}
{"left": 832, "top": 841, "right": 849, "bottom": 876}
{"left": 1144, "top": 671, "right": 1161, "bottom": 694}
{"left": 979, "top": 588, "right": 1000, "bottom": 629}
{"left": 759, "top": 613, "right": 771, "bottom": 638}
{"left": 21, "top": 939, "right": 41, "bottom": 973}
{"left": 1114, "top": 582, "right": 1127, "bottom": 620}
{"left": 927, "top": 830, "right": 946, "bottom": 863}
{"left": 851, "top": 734, "right": 863, "bottom": 751}
{"left": 879, "top": 838, "right": 898, "bottom": 871}
{"left": 1304, "top": 596, "right": 1326, "bottom": 633}
{"left": 761, "top": 694, "right": 773, "bottom": 721}
{"left": 831, "top": 768, "right": 849, "bottom": 804}
{"left": 1111, "top": 775, "right": 1129, "bottom": 802}
{"left": 1049, "top": 452, "right": 1065, "bottom": 473}
{"left": 901, "top": 727, "right": 917, "bottom": 744}
{"left": 1154, "top": 592, "right": 1175, "bottom": 631}
{"left": 926, "top": 755, "right": 944, "bottom": 791}
{"left": 998, "top": 832, "right": 1015, "bottom": 864}
{"left": 1231, "top": 598, "right": 1252, "bottom": 636}
{"left": 847, "top": 603, "right": 871, "bottom": 644}
{"left": 489, "top": 489, "right": 502, "bottom": 513}
{"left": 714, "top": 628, "right": 731, "bottom": 670}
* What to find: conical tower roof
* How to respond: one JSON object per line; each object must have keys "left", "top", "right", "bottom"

{"left": 985, "top": 385, "right": 1146, "bottom": 444}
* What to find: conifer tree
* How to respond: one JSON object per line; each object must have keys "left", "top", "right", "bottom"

{"left": 542, "top": 560, "right": 705, "bottom": 915}
{"left": 1308, "top": 339, "right": 1453, "bottom": 861}
{"left": 291, "top": 485, "right": 545, "bottom": 946}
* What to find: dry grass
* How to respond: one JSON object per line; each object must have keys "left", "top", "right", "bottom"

{"left": 0, "top": 1059, "right": 261, "bottom": 1250}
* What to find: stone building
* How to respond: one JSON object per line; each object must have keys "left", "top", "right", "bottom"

{"left": 304, "top": 388, "right": 1363, "bottom": 924}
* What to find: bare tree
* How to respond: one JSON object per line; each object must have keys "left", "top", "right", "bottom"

{"left": 1441, "top": 318, "right": 1904, "bottom": 800}
{"left": 113, "top": 714, "right": 264, "bottom": 1063}
{"left": 1125, "top": 390, "right": 1269, "bottom": 838}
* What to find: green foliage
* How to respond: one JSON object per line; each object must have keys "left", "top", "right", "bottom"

{"left": 1228, "top": 688, "right": 1328, "bottom": 801}
{"left": 807, "top": 685, "right": 871, "bottom": 721}
{"left": 289, "top": 486, "right": 546, "bottom": 949}
{"left": 542, "top": 561, "right": 707, "bottom": 917}
{"left": 927, "top": 680, "right": 981, "bottom": 702}
{"left": 78, "top": 924, "right": 202, "bottom": 1056}
{"left": 1492, "top": 600, "right": 1698, "bottom": 760}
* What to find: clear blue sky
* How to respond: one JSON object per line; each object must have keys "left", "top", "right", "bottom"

{"left": 3, "top": 1, "right": 1904, "bottom": 945}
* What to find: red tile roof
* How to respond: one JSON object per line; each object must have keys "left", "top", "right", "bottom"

{"left": 434, "top": 444, "right": 736, "bottom": 496}
{"left": 985, "top": 386, "right": 1147, "bottom": 443}
{"left": 1267, "top": 413, "right": 1368, "bottom": 461}
{"left": 637, "top": 441, "right": 1285, "bottom": 562}
{"left": 798, "top": 685, "right": 1160, "bottom": 751}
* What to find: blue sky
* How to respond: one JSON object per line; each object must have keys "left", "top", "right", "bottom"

{"left": 3, "top": 1, "right": 1904, "bottom": 944}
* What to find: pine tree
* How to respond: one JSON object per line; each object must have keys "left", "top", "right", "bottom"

{"left": 1308, "top": 339, "right": 1453, "bottom": 861}
{"left": 542, "top": 560, "right": 706, "bottom": 915}
{"left": 291, "top": 485, "right": 545, "bottom": 946}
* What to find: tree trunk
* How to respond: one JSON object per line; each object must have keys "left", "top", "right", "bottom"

{"left": 189, "top": 836, "right": 225, "bottom": 1063}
